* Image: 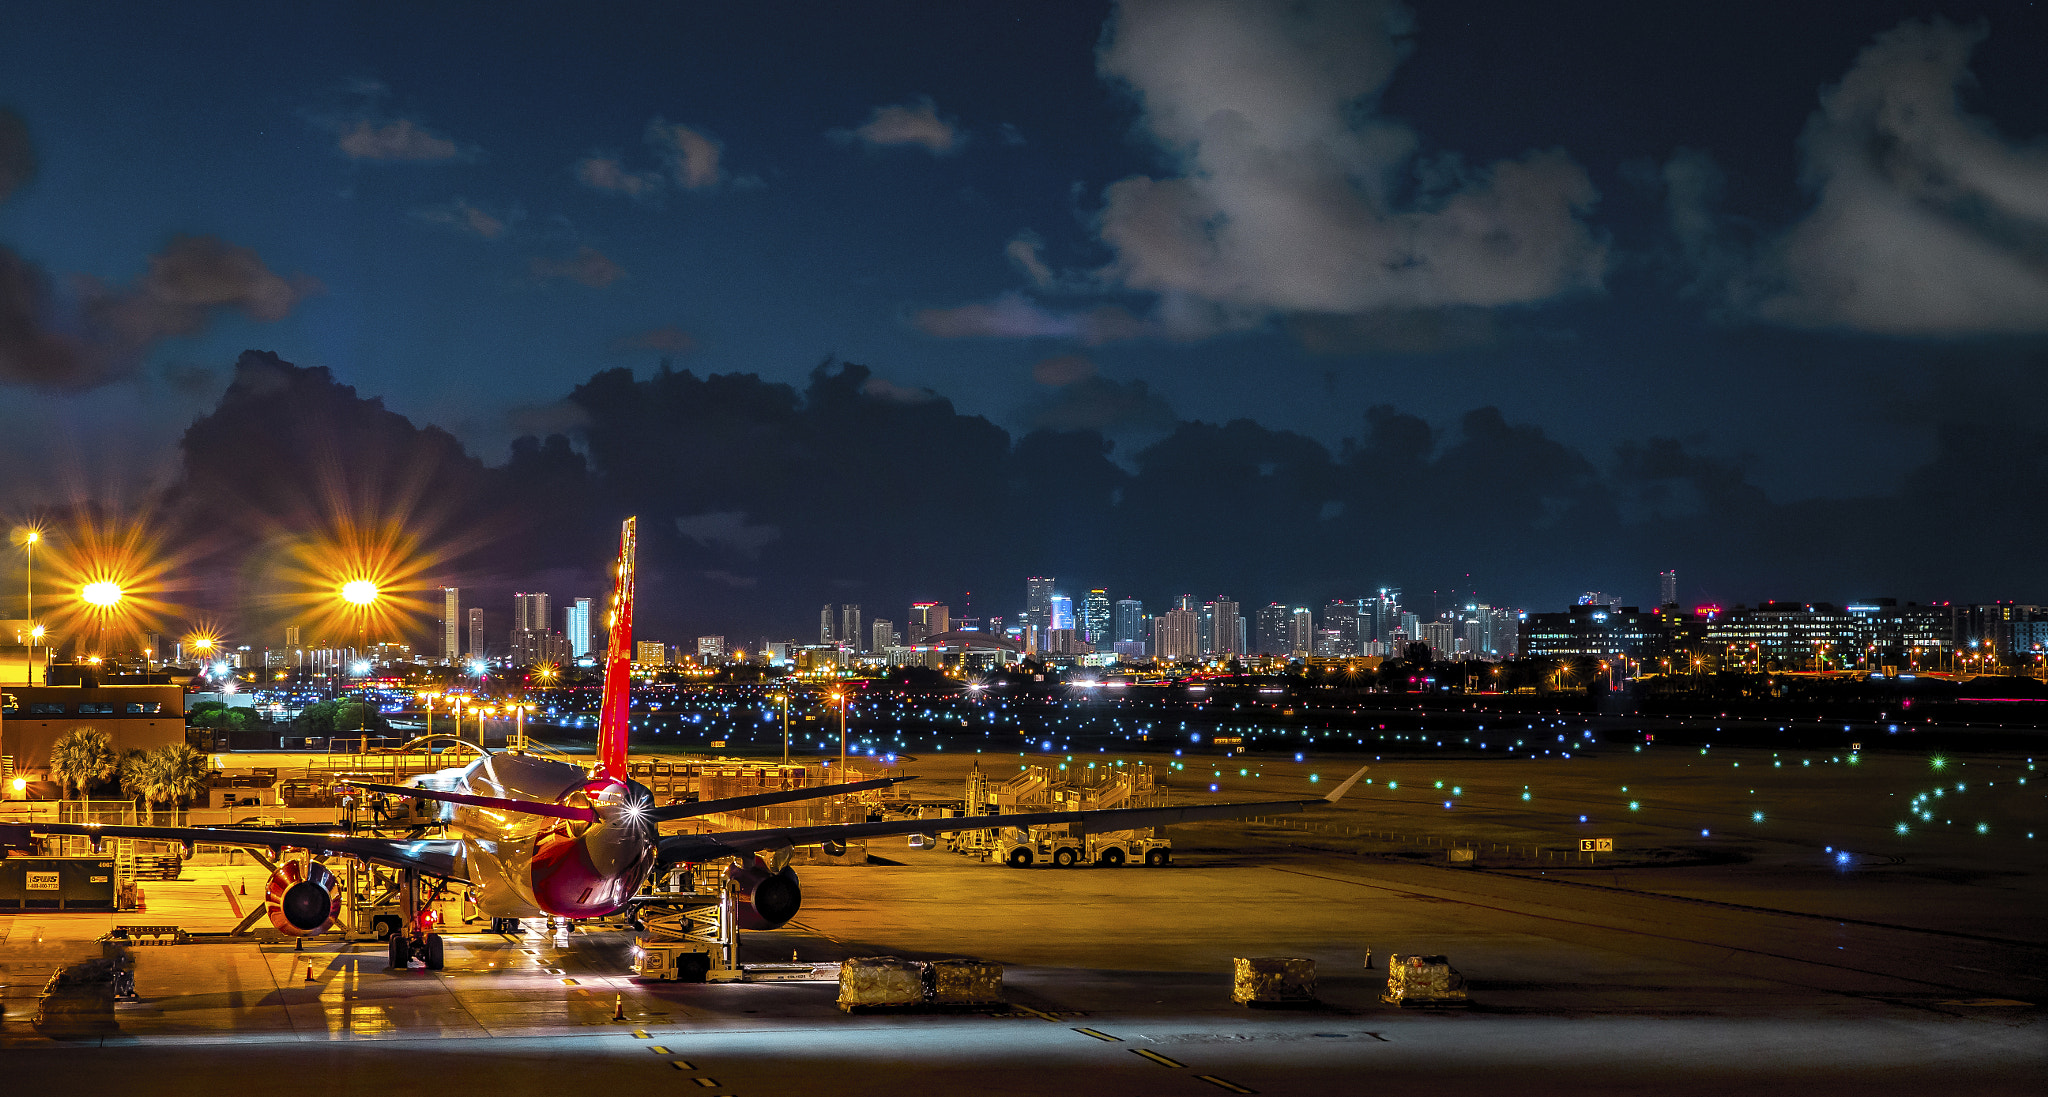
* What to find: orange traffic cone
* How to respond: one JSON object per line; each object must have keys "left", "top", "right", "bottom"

{"left": 305, "top": 964, "right": 316, "bottom": 983}
{"left": 239, "top": 880, "right": 247, "bottom": 896}
{"left": 612, "top": 994, "right": 625, "bottom": 1021}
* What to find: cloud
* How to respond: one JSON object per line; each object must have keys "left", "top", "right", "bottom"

{"left": 577, "top": 119, "right": 727, "bottom": 199}
{"left": 1742, "top": 19, "right": 2048, "bottom": 335}
{"left": 1031, "top": 353, "right": 1097, "bottom": 386}
{"left": 576, "top": 156, "right": 664, "bottom": 199}
{"left": 1006, "top": 231, "right": 1056, "bottom": 288}
{"left": 1026, "top": 375, "right": 1175, "bottom": 434}
{"left": 609, "top": 325, "right": 697, "bottom": 355}
{"left": 862, "top": 376, "right": 937, "bottom": 404}
{"left": 530, "top": 247, "right": 626, "bottom": 288}
{"left": 1092, "top": 0, "right": 1605, "bottom": 317}
{"left": 413, "top": 198, "right": 507, "bottom": 239}
{"left": 0, "top": 107, "right": 34, "bottom": 203}
{"left": 913, "top": 291, "right": 1163, "bottom": 344}
{"left": 647, "top": 120, "right": 723, "bottom": 189}
{"left": 676, "top": 511, "right": 781, "bottom": 558}
{"left": 335, "top": 118, "right": 464, "bottom": 161}
{"left": 836, "top": 97, "right": 961, "bottom": 154}
{"left": 0, "top": 235, "right": 319, "bottom": 390}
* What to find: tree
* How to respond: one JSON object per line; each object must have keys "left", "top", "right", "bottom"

{"left": 117, "top": 749, "right": 159, "bottom": 817}
{"left": 146, "top": 744, "right": 211, "bottom": 819}
{"left": 49, "top": 728, "right": 117, "bottom": 801}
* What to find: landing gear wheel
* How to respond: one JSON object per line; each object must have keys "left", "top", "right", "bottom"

{"left": 676, "top": 953, "right": 711, "bottom": 983}
{"left": 372, "top": 915, "right": 400, "bottom": 939}
{"left": 388, "top": 932, "right": 410, "bottom": 969}
{"left": 1053, "top": 847, "right": 1078, "bottom": 868}
{"left": 503, "top": 918, "right": 521, "bottom": 935}
{"left": 1005, "top": 847, "right": 1033, "bottom": 868}
{"left": 423, "top": 933, "right": 445, "bottom": 970}
{"left": 1100, "top": 848, "right": 1126, "bottom": 867}
{"left": 1144, "top": 848, "right": 1170, "bottom": 867}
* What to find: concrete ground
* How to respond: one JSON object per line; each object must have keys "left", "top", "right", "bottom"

{"left": 1, "top": 741, "right": 2040, "bottom": 1094}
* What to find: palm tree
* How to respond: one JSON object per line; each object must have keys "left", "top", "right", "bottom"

{"left": 147, "top": 744, "right": 211, "bottom": 822}
{"left": 118, "top": 749, "right": 160, "bottom": 820}
{"left": 49, "top": 727, "right": 117, "bottom": 802}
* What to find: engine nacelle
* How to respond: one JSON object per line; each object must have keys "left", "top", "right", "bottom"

{"left": 264, "top": 859, "right": 341, "bottom": 936}
{"left": 726, "top": 855, "right": 801, "bottom": 931}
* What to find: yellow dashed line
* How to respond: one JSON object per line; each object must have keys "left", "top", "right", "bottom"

{"left": 667, "top": 1060, "right": 697, "bottom": 1070}
{"left": 648, "top": 1046, "right": 669, "bottom": 1055}
{"left": 632, "top": 1029, "right": 650, "bottom": 1038}
{"left": 1075, "top": 1027, "right": 1121, "bottom": 1042}
{"left": 691, "top": 1078, "right": 719, "bottom": 1088}
{"left": 562, "top": 978, "right": 578, "bottom": 985}
{"left": 1195, "top": 1075, "right": 1256, "bottom": 1093}
{"left": 1132, "top": 1049, "right": 1184, "bottom": 1068}
{"left": 1013, "top": 1005, "right": 1060, "bottom": 1022}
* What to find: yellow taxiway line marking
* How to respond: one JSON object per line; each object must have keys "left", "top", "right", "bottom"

{"left": 690, "top": 1077, "right": 720, "bottom": 1087}
{"left": 562, "top": 978, "right": 578, "bottom": 985}
{"left": 1013, "top": 1005, "right": 1060, "bottom": 1022}
{"left": 1074, "top": 1027, "right": 1121, "bottom": 1042}
{"left": 648, "top": 1046, "right": 669, "bottom": 1055}
{"left": 667, "top": 1061, "right": 697, "bottom": 1071}
{"left": 632, "top": 1029, "right": 650, "bottom": 1038}
{"left": 1195, "top": 1075, "right": 1256, "bottom": 1093}
{"left": 1132, "top": 1049, "right": 1184, "bottom": 1068}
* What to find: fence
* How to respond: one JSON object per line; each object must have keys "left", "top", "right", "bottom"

{"left": 1240, "top": 815, "right": 1618, "bottom": 865}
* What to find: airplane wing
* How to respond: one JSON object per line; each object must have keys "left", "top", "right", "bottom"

{"left": 657, "top": 765, "right": 1367, "bottom": 863}
{"left": 647, "top": 775, "right": 915, "bottom": 822}
{"left": 0, "top": 822, "right": 469, "bottom": 882}
{"left": 341, "top": 775, "right": 916, "bottom": 824}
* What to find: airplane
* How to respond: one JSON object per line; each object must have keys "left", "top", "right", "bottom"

{"left": 1, "top": 516, "right": 1365, "bottom": 971}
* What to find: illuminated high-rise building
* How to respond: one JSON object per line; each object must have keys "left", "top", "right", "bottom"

{"left": 872, "top": 618, "right": 895, "bottom": 651}
{"left": 1025, "top": 577, "right": 1055, "bottom": 650}
{"left": 1255, "top": 603, "right": 1289, "bottom": 655}
{"left": 1049, "top": 595, "right": 1074, "bottom": 633}
{"left": 908, "top": 602, "right": 948, "bottom": 643}
{"left": 1081, "top": 590, "right": 1111, "bottom": 645}
{"left": 1212, "top": 598, "right": 1241, "bottom": 656}
{"left": 467, "top": 608, "right": 486, "bottom": 659}
{"left": 1154, "top": 607, "right": 1198, "bottom": 661}
{"left": 819, "top": 604, "right": 835, "bottom": 644}
{"left": 1113, "top": 598, "right": 1144, "bottom": 644}
{"left": 840, "top": 604, "right": 862, "bottom": 652}
{"left": 441, "top": 587, "right": 460, "bottom": 662}
{"left": 1288, "top": 607, "right": 1314, "bottom": 655}
{"left": 1659, "top": 569, "right": 1678, "bottom": 607}
{"left": 566, "top": 597, "right": 593, "bottom": 659}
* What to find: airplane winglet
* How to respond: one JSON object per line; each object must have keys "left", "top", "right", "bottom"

{"left": 1322, "top": 765, "right": 1369, "bottom": 803}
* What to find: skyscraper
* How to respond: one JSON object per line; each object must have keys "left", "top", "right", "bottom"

{"left": 1255, "top": 603, "right": 1289, "bottom": 655}
{"left": 1288, "top": 607, "right": 1314, "bottom": 655}
{"left": 871, "top": 618, "right": 894, "bottom": 652}
{"left": 566, "top": 597, "right": 593, "bottom": 659}
{"left": 819, "top": 604, "right": 835, "bottom": 644}
{"left": 1154, "top": 606, "right": 1198, "bottom": 661}
{"left": 1081, "top": 589, "right": 1111, "bottom": 645}
{"left": 441, "top": 587, "right": 460, "bottom": 662}
{"left": 1113, "top": 598, "right": 1144, "bottom": 644}
{"left": 840, "top": 604, "right": 862, "bottom": 652}
{"left": 467, "top": 607, "right": 485, "bottom": 659}
{"left": 512, "top": 592, "right": 551, "bottom": 665}
{"left": 1024, "top": 577, "right": 1055, "bottom": 650}
{"left": 1049, "top": 595, "right": 1074, "bottom": 633}
{"left": 514, "top": 592, "right": 550, "bottom": 631}
{"left": 909, "top": 602, "right": 948, "bottom": 643}
{"left": 1659, "top": 569, "right": 1678, "bottom": 607}
{"left": 1375, "top": 588, "right": 1401, "bottom": 644}
{"left": 1212, "top": 598, "right": 1241, "bottom": 656}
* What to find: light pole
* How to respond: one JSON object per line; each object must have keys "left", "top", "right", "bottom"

{"left": 773, "top": 691, "right": 791, "bottom": 765}
{"left": 834, "top": 691, "right": 848, "bottom": 779}
{"left": 421, "top": 692, "right": 438, "bottom": 741}
{"left": 19, "top": 529, "right": 36, "bottom": 685}
{"left": 341, "top": 581, "right": 379, "bottom": 751}
{"left": 81, "top": 580, "right": 123, "bottom": 665}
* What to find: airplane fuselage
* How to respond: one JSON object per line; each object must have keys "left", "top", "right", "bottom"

{"left": 431, "top": 752, "right": 658, "bottom": 920}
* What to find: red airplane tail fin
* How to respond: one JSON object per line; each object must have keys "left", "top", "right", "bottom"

{"left": 594, "top": 516, "right": 636, "bottom": 779}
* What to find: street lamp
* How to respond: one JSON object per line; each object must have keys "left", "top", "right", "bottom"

{"left": 772, "top": 691, "right": 791, "bottom": 765}
{"left": 81, "top": 580, "right": 123, "bottom": 663}
{"left": 833, "top": 691, "right": 849, "bottom": 778}
{"left": 17, "top": 528, "right": 36, "bottom": 685}
{"left": 340, "top": 580, "right": 380, "bottom": 750}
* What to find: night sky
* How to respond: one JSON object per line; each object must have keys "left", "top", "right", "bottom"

{"left": 2, "top": 2, "right": 2046, "bottom": 644}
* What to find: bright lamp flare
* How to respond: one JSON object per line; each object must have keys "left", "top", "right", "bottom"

{"left": 341, "top": 580, "right": 380, "bottom": 606}
{"left": 82, "top": 581, "right": 124, "bottom": 607}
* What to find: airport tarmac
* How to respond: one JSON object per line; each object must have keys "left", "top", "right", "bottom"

{"left": 2, "top": 743, "right": 2041, "bottom": 1094}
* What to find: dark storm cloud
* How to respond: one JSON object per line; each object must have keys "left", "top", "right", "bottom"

{"left": 1672, "top": 18, "right": 2048, "bottom": 335}
{"left": 152, "top": 347, "right": 2048, "bottom": 644}
{"left": 1024, "top": 375, "right": 1175, "bottom": 435}
{"left": 0, "top": 235, "right": 319, "bottom": 390}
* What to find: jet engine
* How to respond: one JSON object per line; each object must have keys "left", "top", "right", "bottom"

{"left": 725, "top": 855, "right": 801, "bottom": 930}
{"left": 264, "top": 859, "right": 341, "bottom": 936}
